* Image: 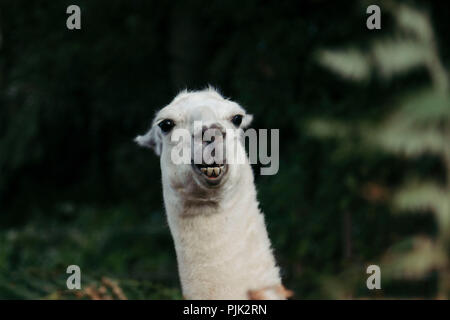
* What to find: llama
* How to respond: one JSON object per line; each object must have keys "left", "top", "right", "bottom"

{"left": 135, "top": 88, "right": 291, "bottom": 299}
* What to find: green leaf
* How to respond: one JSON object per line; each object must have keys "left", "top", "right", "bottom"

{"left": 393, "top": 182, "right": 449, "bottom": 229}
{"left": 394, "top": 5, "right": 433, "bottom": 43}
{"left": 395, "top": 89, "right": 450, "bottom": 124}
{"left": 382, "top": 237, "right": 446, "bottom": 280}
{"left": 307, "top": 119, "right": 351, "bottom": 139}
{"left": 372, "top": 39, "right": 430, "bottom": 79}
{"left": 317, "top": 49, "right": 370, "bottom": 81}
{"left": 374, "top": 120, "right": 447, "bottom": 157}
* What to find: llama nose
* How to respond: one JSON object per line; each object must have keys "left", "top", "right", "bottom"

{"left": 202, "top": 124, "right": 226, "bottom": 144}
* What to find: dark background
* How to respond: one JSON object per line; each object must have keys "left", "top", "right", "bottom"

{"left": 0, "top": 0, "right": 449, "bottom": 299}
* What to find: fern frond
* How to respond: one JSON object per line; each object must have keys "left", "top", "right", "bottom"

{"left": 307, "top": 119, "right": 351, "bottom": 139}
{"left": 391, "top": 89, "right": 450, "bottom": 124}
{"left": 372, "top": 39, "right": 430, "bottom": 79}
{"left": 382, "top": 237, "right": 446, "bottom": 279}
{"left": 394, "top": 4, "right": 433, "bottom": 43}
{"left": 373, "top": 120, "right": 447, "bottom": 157}
{"left": 317, "top": 49, "right": 370, "bottom": 81}
{"left": 393, "top": 181, "right": 448, "bottom": 217}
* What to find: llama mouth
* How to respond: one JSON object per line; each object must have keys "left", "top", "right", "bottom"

{"left": 192, "top": 163, "right": 228, "bottom": 184}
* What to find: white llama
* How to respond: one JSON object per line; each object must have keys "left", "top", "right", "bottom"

{"left": 135, "top": 88, "right": 291, "bottom": 300}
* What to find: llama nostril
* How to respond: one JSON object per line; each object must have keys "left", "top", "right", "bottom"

{"left": 204, "top": 134, "right": 220, "bottom": 145}
{"left": 202, "top": 124, "right": 226, "bottom": 144}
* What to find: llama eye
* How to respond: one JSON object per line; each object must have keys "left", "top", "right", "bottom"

{"left": 158, "top": 119, "right": 175, "bottom": 133}
{"left": 231, "top": 115, "right": 243, "bottom": 127}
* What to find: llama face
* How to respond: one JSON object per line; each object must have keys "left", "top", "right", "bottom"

{"left": 136, "top": 89, "right": 253, "bottom": 196}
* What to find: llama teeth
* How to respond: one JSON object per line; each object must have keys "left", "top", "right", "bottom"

{"left": 213, "top": 167, "right": 220, "bottom": 176}
{"left": 207, "top": 167, "right": 213, "bottom": 176}
{"left": 201, "top": 168, "right": 207, "bottom": 173}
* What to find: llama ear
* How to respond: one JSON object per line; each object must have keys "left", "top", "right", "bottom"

{"left": 241, "top": 114, "right": 253, "bottom": 128}
{"left": 135, "top": 126, "right": 162, "bottom": 156}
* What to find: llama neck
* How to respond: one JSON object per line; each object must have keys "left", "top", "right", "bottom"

{"left": 163, "top": 170, "right": 281, "bottom": 299}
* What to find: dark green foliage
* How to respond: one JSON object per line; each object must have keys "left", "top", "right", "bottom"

{"left": 0, "top": 0, "right": 449, "bottom": 299}
{"left": 312, "top": 2, "right": 450, "bottom": 298}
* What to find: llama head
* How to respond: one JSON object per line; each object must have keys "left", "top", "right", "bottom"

{"left": 135, "top": 88, "right": 254, "bottom": 201}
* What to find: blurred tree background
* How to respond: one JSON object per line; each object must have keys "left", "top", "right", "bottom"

{"left": 0, "top": 0, "right": 449, "bottom": 299}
